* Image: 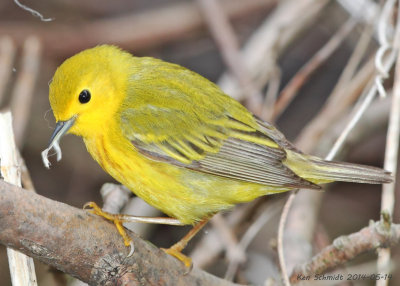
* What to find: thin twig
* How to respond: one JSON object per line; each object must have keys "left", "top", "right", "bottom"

{"left": 290, "top": 221, "right": 400, "bottom": 283}
{"left": 211, "top": 214, "right": 245, "bottom": 269}
{"left": 10, "top": 36, "right": 41, "bottom": 147}
{"left": 325, "top": 61, "right": 391, "bottom": 160}
{"left": 122, "top": 197, "right": 161, "bottom": 238}
{"left": 0, "top": 36, "right": 16, "bottom": 106}
{"left": 377, "top": 1, "right": 400, "bottom": 283}
{"left": 336, "top": 0, "right": 379, "bottom": 24}
{"left": 375, "top": 0, "right": 398, "bottom": 98}
{"left": 190, "top": 202, "right": 257, "bottom": 268}
{"left": 225, "top": 202, "right": 282, "bottom": 281}
{"left": 261, "top": 65, "right": 281, "bottom": 121}
{"left": 272, "top": 18, "right": 357, "bottom": 121}
{"left": 329, "top": 15, "right": 375, "bottom": 99}
{"left": 277, "top": 9, "right": 400, "bottom": 280}
{"left": 197, "top": 0, "right": 263, "bottom": 114}
{"left": 0, "top": 111, "right": 37, "bottom": 286}
{"left": 318, "top": 94, "right": 391, "bottom": 157}
{"left": 296, "top": 56, "right": 376, "bottom": 149}
{"left": 2, "top": 0, "right": 275, "bottom": 57}
{"left": 218, "top": 0, "right": 330, "bottom": 101}
{"left": 278, "top": 192, "right": 297, "bottom": 286}
{"left": 328, "top": 1, "right": 400, "bottom": 159}
{"left": 14, "top": 0, "right": 53, "bottom": 21}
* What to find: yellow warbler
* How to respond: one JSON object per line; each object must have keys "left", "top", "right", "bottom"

{"left": 42, "top": 45, "right": 391, "bottom": 266}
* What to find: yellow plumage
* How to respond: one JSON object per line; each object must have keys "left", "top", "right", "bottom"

{"left": 45, "top": 45, "right": 391, "bottom": 225}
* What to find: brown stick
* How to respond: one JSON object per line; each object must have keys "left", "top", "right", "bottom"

{"left": 0, "top": 180, "right": 239, "bottom": 286}
{"left": 218, "top": 0, "right": 330, "bottom": 101}
{"left": 290, "top": 222, "right": 400, "bottom": 283}
{"left": 197, "top": 0, "right": 263, "bottom": 114}
{"left": 271, "top": 18, "right": 357, "bottom": 121}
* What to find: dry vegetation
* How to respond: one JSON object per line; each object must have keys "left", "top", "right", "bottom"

{"left": 0, "top": 0, "right": 399, "bottom": 285}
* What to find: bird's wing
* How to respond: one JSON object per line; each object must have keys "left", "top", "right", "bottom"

{"left": 120, "top": 58, "right": 319, "bottom": 189}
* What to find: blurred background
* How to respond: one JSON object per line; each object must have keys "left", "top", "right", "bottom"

{"left": 0, "top": 0, "right": 398, "bottom": 285}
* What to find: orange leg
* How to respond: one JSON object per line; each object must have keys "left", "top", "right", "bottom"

{"left": 162, "top": 219, "right": 209, "bottom": 268}
{"left": 84, "top": 201, "right": 209, "bottom": 267}
{"left": 84, "top": 202, "right": 184, "bottom": 256}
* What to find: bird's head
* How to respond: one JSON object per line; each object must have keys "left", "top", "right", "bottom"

{"left": 49, "top": 45, "right": 132, "bottom": 138}
{"left": 42, "top": 45, "right": 132, "bottom": 167}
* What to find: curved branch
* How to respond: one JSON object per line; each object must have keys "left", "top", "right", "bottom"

{"left": 290, "top": 221, "right": 400, "bottom": 284}
{"left": 0, "top": 180, "right": 238, "bottom": 286}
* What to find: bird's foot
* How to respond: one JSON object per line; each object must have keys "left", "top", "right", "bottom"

{"left": 161, "top": 245, "right": 193, "bottom": 271}
{"left": 84, "top": 201, "right": 134, "bottom": 256}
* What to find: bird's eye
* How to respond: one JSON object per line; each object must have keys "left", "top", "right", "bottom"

{"left": 79, "top": 89, "right": 91, "bottom": 104}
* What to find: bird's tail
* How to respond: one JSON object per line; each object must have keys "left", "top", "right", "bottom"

{"left": 285, "top": 151, "right": 393, "bottom": 185}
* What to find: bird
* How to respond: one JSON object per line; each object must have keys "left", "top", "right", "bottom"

{"left": 42, "top": 45, "right": 392, "bottom": 267}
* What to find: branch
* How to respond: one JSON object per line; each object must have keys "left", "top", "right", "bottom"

{"left": 218, "top": 0, "right": 330, "bottom": 101}
{"left": 0, "top": 180, "right": 239, "bottom": 286}
{"left": 290, "top": 221, "right": 400, "bottom": 283}
{"left": 271, "top": 17, "right": 357, "bottom": 120}
{"left": 197, "top": 0, "right": 263, "bottom": 114}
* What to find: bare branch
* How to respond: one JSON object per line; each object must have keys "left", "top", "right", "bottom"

{"left": 272, "top": 17, "right": 357, "bottom": 121}
{"left": 218, "top": 0, "right": 330, "bottom": 101}
{"left": 197, "top": 0, "right": 263, "bottom": 114}
{"left": 290, "top": 221, "right": 400, "bottom": 283}
{"left": 377, "top": 1, "right": 400, "bottom": 282}
{"left": 0, "top": 180, "right": 239, "bottom": 286}
{"left": 0, "top": 112, "right": 37, "bottom": 285}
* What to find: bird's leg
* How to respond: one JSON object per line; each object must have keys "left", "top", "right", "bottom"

{"left": 83, "top": 202, "right": 185, "bottom": 256}
{"left": 162, "top": 219, "right": 209, "bottom": 268}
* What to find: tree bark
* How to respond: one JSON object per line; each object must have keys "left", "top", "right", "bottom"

{"left": 0, "top": 180, "right": 238, "bottom": 286}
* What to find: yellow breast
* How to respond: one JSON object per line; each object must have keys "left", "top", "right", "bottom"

{"left": 82, "top": 120, "right": 286, "bottom": 224}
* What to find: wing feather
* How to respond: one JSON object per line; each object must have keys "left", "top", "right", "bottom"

{"left": 121, "top": 58, "right": 319, "bottom": 189}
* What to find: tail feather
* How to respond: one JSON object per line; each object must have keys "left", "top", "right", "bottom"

{"left": 285, "top": 151, "right": 392, "bottom": 185}
{"left": 306, "top": 158, "right": 392, "bottom": 184}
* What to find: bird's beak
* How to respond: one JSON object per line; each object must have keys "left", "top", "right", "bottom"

{"left": 41, "top": 116, "right": 76, "bottom": 168}
{"left": 48, "top": 117, "right": 76, "bottom": 147}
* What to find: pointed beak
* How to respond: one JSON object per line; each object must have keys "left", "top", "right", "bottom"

{"left": 41, "top": 116, "right": 76, "bottom": 168}
{"left": 48, "top": 117, "right": 76, "bottom": 147}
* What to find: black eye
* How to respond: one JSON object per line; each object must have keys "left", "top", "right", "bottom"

{"left": 79, "top": 89, "right": 91, "bottom": 103}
